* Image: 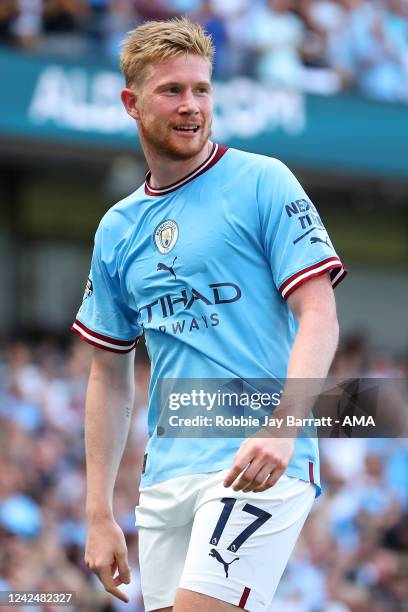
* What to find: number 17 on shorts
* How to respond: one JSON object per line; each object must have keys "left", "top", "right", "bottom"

{"left": 179, "top": 474, "right": 315, "bottom": 611}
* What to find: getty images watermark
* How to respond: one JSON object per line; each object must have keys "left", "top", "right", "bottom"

{"left": 168, "top": 388, "right": 283, "bottom": 412}
{"left": 167, "top": 388, "right": 284, "bottom": 429}
{"left": 156, "top": 378, "right": 408, "bottom": 438}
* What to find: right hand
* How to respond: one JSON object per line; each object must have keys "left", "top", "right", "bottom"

{"left": 85, "top": 515, "right": 131, "bottom": 603}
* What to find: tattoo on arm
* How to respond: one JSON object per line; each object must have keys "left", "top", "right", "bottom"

{"left": 125, "top": 405, "right": 131, "bottom": 418}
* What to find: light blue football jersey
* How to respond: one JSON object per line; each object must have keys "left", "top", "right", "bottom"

{"left": 72, "top": 144, "right": 347, "bottom": 494}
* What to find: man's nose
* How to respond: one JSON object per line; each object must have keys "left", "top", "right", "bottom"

{"left": 178, "top": 90, "right": 199, "bottom": 114}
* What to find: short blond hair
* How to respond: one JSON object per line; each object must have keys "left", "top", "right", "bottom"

{"left": 120, "top": 18, "right": 214, "bottom": 89}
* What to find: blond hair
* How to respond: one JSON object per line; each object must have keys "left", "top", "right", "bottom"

{"left": 120, "top": 17, "right": 214, "bottom": 88}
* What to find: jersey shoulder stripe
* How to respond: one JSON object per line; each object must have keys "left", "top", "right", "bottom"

{"left": 71, "top": 319, "right": 139, "bottom": 353}
{"left": 279, "top": 257, "right": 348, "bottom": 299}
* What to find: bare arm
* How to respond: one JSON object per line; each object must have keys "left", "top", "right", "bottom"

{"left": 285, "top": 273, "right": 339, "bottom": 379}
{"left": 84, "top": 348, "right": 135, "bottom": 603}
{"left": 85, "top": 348, "right": 135, "bottom": 516}
{"left": 224, "top": 274, "right": 339, "bottom": 492}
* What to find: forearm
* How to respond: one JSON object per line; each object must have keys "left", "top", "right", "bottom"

{"left": 286, "top": 309, "right": 339, "bottom": 380}
{"left": 85, "top": 353, "right": 135, "bottom": 518}
{"left": 274, "top": 307, "right": 339, "bottom": 425}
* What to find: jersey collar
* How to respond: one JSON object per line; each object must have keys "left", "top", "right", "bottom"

{"left": 144, "top": 143, "right": 228, "bottom": 196}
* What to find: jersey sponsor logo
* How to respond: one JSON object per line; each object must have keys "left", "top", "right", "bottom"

{"left": 209, "top": 549, "right": 240, "bottom": 578}
{"left": 285, "top": 198, "right": 328, "bottom": 245}
{"left": 157, "top": 256, "right": 177, "bottom": 279}
{"left": 140, "top": 282, "right": 241, "bottom": 336}
{"left": 139, "top": 282, "right": 242, "bottom": 323}
{"left": 158, "top": 313, "right": 220, "bottom": 335}
{"left": 154, "top": 220, "right": 179, "bottom": 254}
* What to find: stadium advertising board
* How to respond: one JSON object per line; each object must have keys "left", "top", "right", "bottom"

{"left": 0, "top": 48, "right": 407, "bottom": 179}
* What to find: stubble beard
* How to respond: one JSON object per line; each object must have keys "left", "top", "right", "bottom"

{"left": 139, "top": 118, "right": 212, "bottom": 161}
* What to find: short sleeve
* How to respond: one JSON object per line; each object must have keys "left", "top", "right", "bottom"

{"left": 71, "top": 226, "right": 142, "bottom": 353}
{"left": 258, "top": 160, "right": 347, "bottom": 299}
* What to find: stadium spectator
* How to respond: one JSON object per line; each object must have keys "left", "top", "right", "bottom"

{"left": 85, "top": 0, "right": 109, "bottom": 48}
{"left": 329, "top": 0, "right": 408, "bottom": 101}
{"left": 384, "top": 0, "right": 408, "bottom": 100}
{"left": 0, "top": 0, "right": 19, "bottom": 45}
{"left": 40, "top": 0, "right": 90, "bottom": 56}
{"left": 11, "top": 0, "right": 43, "bottom": 48}
{"left": 195, "top": 0, "right": 229, "bottom": 78}
{"left": 206, "top": 0, "right": 253, "bottom": 76}
{"left": 0, "top": 337, "right": 407, "bottom": 610}
{"left": 0, "top": 0, "right": 407, "bottom": 101}
{"left": 103, "top": 0, "right": 141, "bottom": 61}
{"left": 243, "top": 0, "right": 305, "bottom": 87}
{"left": 299, "top": 1, "right": 340, "bottom": 69}
{"left": 133, "top": 0, "right": 173, "bottom": 21}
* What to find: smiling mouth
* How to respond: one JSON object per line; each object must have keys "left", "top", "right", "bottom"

{"left": 173, "top": 125, "right": 200, "bottom": 133}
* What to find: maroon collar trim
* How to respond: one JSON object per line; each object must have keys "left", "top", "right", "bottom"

{"left": 144, "top": 143, "right": 228, "bottom": 196}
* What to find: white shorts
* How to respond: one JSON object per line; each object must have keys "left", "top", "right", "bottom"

{"left": 136, "top": 470, "right": 315, "bottom": 611}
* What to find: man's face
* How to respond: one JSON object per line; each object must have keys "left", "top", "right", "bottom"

{"left": 133, "top": 54, "right": 213, "bottom": 160}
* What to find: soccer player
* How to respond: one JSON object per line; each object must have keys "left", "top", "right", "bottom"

{"left": 71, "top": 18, "right": 347, "bottom": 612}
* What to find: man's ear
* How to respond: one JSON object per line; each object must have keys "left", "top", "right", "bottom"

{"left": 121, "top": 88, "right": 140, "bottom": 120}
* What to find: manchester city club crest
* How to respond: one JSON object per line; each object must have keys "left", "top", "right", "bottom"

{"left": 154, "top": 220, "right": 179, "bottom": 254}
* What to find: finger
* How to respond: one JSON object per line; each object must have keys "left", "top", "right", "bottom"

{"left": 107, "top": 585, "right": 129, "bottom": 603}
{"left": 223, "top": 448, "right": 254, "bottom": 487}
{"left": 98, "top": 567, "right": 130, "bottom": 603}
{"left": 116, "top": 552, "right": 131, "bottom": 584}
{"left": 253, "top": 467, "right": 285, "bottom": 493}
{"left": 223, "top": 464, "right": 245, "bottom": 488}
{"left": 231, "top": 459, "right": 264, "bottom": 492}
{"left": 110, "top": 560, "right": 121, "bottom": 585}
{"left": 242, "top": 465, "right": 272, "bottom": 493}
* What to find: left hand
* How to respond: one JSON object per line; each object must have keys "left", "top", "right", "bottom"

{"left": 223, "top": 434, "right": 295, "bottom": 493}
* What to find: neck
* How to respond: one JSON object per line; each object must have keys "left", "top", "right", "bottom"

{"left": 143, "top": 140, "right": 213, "bottom": 188}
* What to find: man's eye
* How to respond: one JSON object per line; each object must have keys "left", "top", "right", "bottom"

{"left": 166, "top": 87, "right": 180, "bottom": 93}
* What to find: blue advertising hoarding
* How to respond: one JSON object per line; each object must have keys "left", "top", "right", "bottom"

{"left": 1, "top": 48, "right": 407, "bottom": 179}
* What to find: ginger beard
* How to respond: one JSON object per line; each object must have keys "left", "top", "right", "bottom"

{"left": 137, "top": 109, "right": 212, "bottom": 161}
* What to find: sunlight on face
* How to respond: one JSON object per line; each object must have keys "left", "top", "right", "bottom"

{"left": 135, "top": 54, "right": 213, "bottom": 161}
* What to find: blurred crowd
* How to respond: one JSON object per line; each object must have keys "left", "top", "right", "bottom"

{"left": 1, "top": 0, "right": 408, "bottom": 102}
{"left": 0, "top": 335, "right": 407, "bottom": 611}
